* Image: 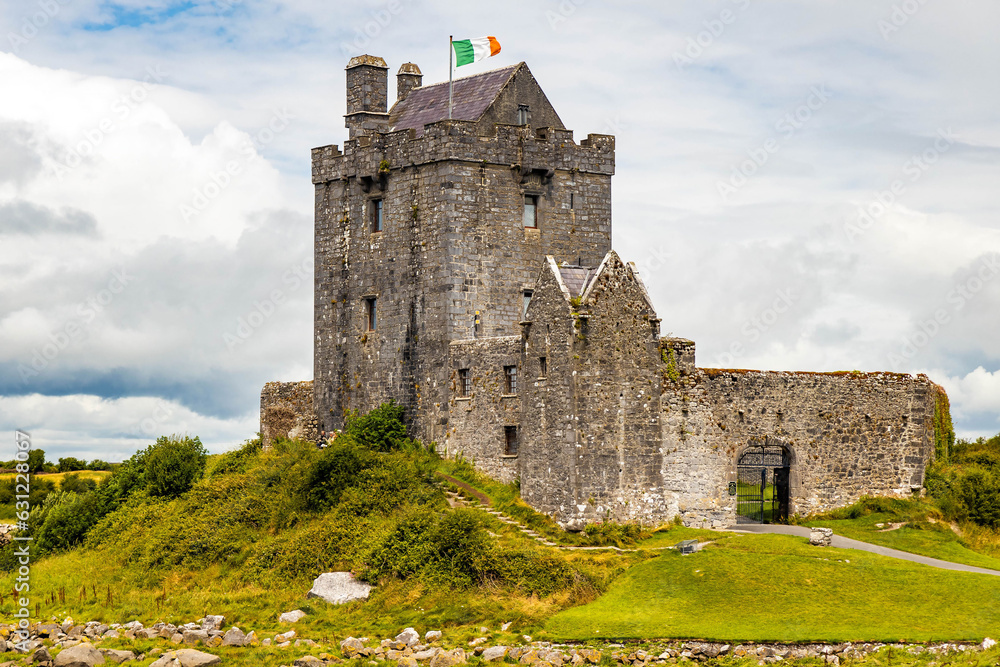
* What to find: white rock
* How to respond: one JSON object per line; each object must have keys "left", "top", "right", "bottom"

{"left": 424, "top": 631, "right": 442, "bottom": 643}
{"left": 307, "top": 571, "right": 372, "bottom": 604}
{"left": 983, "top": 638, "right": 997, "bottom": 650}
{"left": 54, "top": 643, "right": 107, "bottom": 666}
{"left": 279, "top": 610, "right": 307, "bottom": 623}
{"left": 397, "top": 628, "right": 420, "bottom": 647}
{"left": 222, "top": 627, "right": 246, "bottom": 647}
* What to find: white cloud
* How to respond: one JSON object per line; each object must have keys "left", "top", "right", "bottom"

{"left": 1, "top": 1, "right": 999, "bottom": 459}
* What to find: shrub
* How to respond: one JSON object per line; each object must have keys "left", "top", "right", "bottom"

{"left": 87, "top": 459, "right": 112, "bottom": 471}
{"left": 144, "top": 435, "right": 208, "bottom": 498}
{"left": 208, "top": 438, "right": 262, "bottom": 477}
{"left": 303, "top": 437, "right": 372, "bottom": 510}
{"left": 957, "top": 469, "right": 1000, "bottom": 529}
{"left": 0, "top": 476, "right": 55, "bottom": 507}
{"left": 344, "top": 401, "right": 408, "bottom": 452}
{"left": 57, "top": 457, "right": 88, "bottom": 472}
{"left": 581, "top": 521, "right": 647, "bottom": 548}
{"left": 60, "top": 473, "right": 97, "bottom": 494}
{"left": 34, "top": 490, "right": 107, "bottom": 554}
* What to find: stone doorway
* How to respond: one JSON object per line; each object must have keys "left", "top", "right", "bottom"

{"left": 736, "top": 442, "right": 791, "bottom": 524}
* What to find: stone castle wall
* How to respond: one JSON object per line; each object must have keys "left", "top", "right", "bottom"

{"left": 312, "top": 120, "right": 613, "bottom": 446}
{"left": 260, "top": 381, "right": 318, "bottom": 448}
{"left": 444, "top": 336, "right": 522, "bottom": 483}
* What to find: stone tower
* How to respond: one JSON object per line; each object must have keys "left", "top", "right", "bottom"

{"left": 311, "top": 55, "right": 616, "bottom": 443}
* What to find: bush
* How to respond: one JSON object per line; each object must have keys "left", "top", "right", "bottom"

{"left": 957, "top": 469, "right": 1000, "bottom": 529}
{"left": 581, "top": 521, "right": 647, "bottom": 548}
{"left": 57, "top": 457, "right": 88, "bottom": 472}
{"left": 34, "top": 490, "right": 107, "bottom": 553}
{"left": 303, "top": 437, "right": 372, "bottom": 510}
{"left": 0, "top": 476, "right": 55, "bottom": 508}
{"left": 144, "top": 436, "right": 208, "bottom": 498}
{"left": 60, "top": 473, "right": 97, "bottom": 494}
{"left": 344, "top": 401, "right": 408, "bottom": 452}
{"left": 363, "top": 508, "right": 495, "bottom": 587}
{"left": 208, "top": 438, "right": 262, "bottom": 477}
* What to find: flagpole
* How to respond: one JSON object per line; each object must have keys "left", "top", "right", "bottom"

{"left": 448, "top": 35, "right": 454, "bottom": 120}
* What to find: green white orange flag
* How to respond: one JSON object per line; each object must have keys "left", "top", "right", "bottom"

{"left": 452, "top": 36, "right": 501, "bottom": 67}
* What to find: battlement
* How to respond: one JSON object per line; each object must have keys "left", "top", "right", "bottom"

{"left": 311, "top": 122, "right": 615, "bottom": 184}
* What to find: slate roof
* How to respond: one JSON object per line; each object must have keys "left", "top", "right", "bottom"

{"left": 557, "top": 266, "right": 597, "bottom": 298}
{"left": 389, "top": 63, "right": 522, "bottom": 135}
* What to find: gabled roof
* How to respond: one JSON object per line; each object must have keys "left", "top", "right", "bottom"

{"left": 389, "top": 63, "right": 522, "bottom": 135}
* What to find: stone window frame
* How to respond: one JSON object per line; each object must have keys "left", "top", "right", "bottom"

{"left": 522, "top": 289, "right": 533, "bottom": 319}
{"left": 456, "top": 368, "right": 472, "bottom": 399}
{"left": 369, "top": 197, "right": 384, "bottom": 233}
{"left": 364, "top": 297, "right": 377, "bottom": 331}
{"left": 522, "top": 194, "right": 539, "bottom": 229}
{"left": 503, "top": 425, "right": 519, "bottom": 457}
{"left": 538, "top": 356, "right": 547, "bottom": 379}
{"left": 503, "top": 365, "right": 518, "bottom": 395}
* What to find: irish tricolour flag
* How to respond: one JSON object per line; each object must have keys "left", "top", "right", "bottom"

{"left": 452, "top": 36, "right": 501, "bottom": 67}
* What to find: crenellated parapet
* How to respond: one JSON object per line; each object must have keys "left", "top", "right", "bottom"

{"left": 311, "top": 122, "right": 615, "bottom": 185}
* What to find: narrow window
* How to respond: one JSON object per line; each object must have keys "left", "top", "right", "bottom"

{"left": 458, "top": 368, "right": 471, "bottom": 397}
{"left": 523, "top": 195, "right": 537, "bottom": 228}
{"left": 370, "top": 198, "right": 383, "bottom": 232}
{"left": 539, "top": 356, "right": 547, "bottom": 377}
{"left": 517, "top": 104, "right": 530, "bottom": 125}
{"left": 570, "top": 192, "right": 575, "bottom": 209}
{"left": 365, "top": 297, "right": 377, "bottom": 331}
{"left": 504, "top": 425, "right": 519, "bottom": 456}
{"left": 522, "top": 290, "right": 533, "bottom": 319}
{"left": 504, "top": 365, "right": 518, "bottom": 394}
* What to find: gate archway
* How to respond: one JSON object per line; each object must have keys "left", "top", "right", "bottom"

{"left": 736, "top": 442, "right": 791, "bottom": 524}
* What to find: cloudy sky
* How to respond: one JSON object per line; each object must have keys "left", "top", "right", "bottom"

{"left": 1, "top": 0, "right": 999, "bottom": 461}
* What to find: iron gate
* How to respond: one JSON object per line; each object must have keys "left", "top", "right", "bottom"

{"left": 736, "top": 443, "right": 790, "bottom": 524}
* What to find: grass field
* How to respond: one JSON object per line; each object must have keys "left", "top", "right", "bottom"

{"left": 804, "top": 516, "right": 1000, "bottom": 572}
{"left": 546, "top": 533, "right": 1000, "bottom": 642}
{"left": 0, "top": 470, "right": 111, "bottom": 486}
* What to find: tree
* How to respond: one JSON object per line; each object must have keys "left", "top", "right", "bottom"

{"left": 26, "top": 449, "right": 46, "bottom": 474}
{"left": 144, "top": 435, "right": 208, "bottom": 498}
{"left": 57, "top": 457, "right": 87, "bottom": 473}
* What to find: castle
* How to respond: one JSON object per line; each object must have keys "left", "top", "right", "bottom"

{"left": 261, "top": 55, "right": 951, "bottom": 528}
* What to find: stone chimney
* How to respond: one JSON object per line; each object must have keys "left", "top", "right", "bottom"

{"left": 396, "top": 62, "right": 423, "bottom": 103}
{"left": 345, "top": 54, "right": 389, "bottom": 139}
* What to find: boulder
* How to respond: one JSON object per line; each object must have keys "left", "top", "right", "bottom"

{"left": 424, "top": 631, "right": 442, "bottom": 643}
{"left": 182, "top": 630, "right": 209, "bottom": 646}
{"left": 984, "top": 638, "right": 997, "bottom": 651}
{"left": 483, "top": 646, "right": 509, "bottom": 662}
{"left": 275, "top": 630, "right": 296, "bottom": 643}
{"left": 174, "top": 650, "right": 222, "bottom": 667}
{"left": 341, "top": 637, "right": 365, "bottom": 657}
{"left": 809, "top": 527, "right": 834, "bottom": 547}
{"left": 222, "top": 627, "right": 246, "bottom": 647}
{"left": 54, "top": 644, "right": 106, "bottom": 667}
{"left": 147, "top": 655, "right": 180, "bottom": 667}
{"left": 199, "top": 617, "right": 224, "bottom": 633}
{"left": 308, "top": 572, "right": 372, "bottom": 605}
{"left": 31, "top": 647, "right": 52, "bottom": 664}
{"left": 280, "top": 610, "right": 307, "bottom": 624}
{"left": 430, "top": 649, "right": 467, "bottom": 667}
{"left": 294, "top": 657, "right": 324, "bottom": 667}
{"left": 397, "top": 628, "right": 420, "bottom": 647}
{"left": 244, "top": 631, "right": 259, "bottom": 647}
{"left": 399, "top": 658, "right": 419, "bottom": 667}
{"left": 98, "top": 649, "right": 136, "bottom": 664}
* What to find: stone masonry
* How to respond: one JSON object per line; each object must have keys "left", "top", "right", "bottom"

{"left": 262, "top": 54, "right": 952, "bottom": 528}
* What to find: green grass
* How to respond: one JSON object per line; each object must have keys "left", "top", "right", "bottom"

{"left": 636, "top": 525, "right": 735, "bottom": 549}
{"left": 546, "top": 533, "right": 1000, "bottom": 642}
{"left": 804, "top": 516, "right": 1000, "bottom": 572}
